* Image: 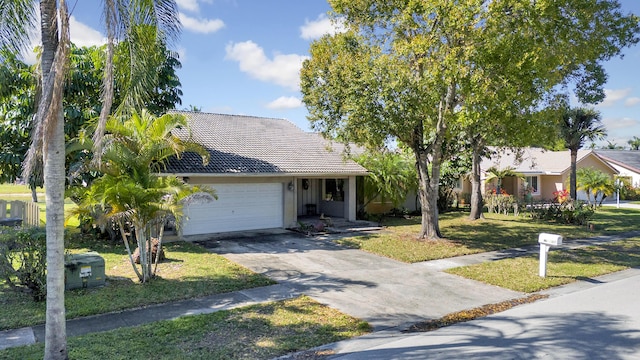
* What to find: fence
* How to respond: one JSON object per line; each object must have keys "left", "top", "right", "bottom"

{"left": 0, "top": 200, "right": 41, "bottom": 226}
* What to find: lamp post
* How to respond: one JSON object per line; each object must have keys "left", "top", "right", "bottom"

{"left": 616, "top": 178, "right": 621, "bottom": 208}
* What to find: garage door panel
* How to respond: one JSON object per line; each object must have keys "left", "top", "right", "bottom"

{"left": 182, "top": 183, "right": 283, "bottom": 235}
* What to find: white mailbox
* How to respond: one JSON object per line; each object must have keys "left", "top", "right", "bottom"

{"left": 538, "top": 233, "right": 563, "bottom": 278}
{"left": 538, "top": 233, "right": 563, "bottom": 246}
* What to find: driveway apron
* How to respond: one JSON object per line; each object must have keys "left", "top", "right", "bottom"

{"left": 203, "top": 233, "right": 523, "bottom": 331}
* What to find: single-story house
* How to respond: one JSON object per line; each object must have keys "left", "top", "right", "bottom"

{"left": 163, "top": 111, "right": 368, "bottom": 238}
{"left": 480, "top": 147, "right": 618, "bottom": 201}
{"left": 594, "top": 150, "right": 640, "bottom": 187}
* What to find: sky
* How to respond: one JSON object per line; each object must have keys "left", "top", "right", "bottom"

{"left": 22, "top": 0, "right": 640, "bottom": 148}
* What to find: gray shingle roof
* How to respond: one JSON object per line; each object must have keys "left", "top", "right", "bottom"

{"left": 481, "top": 147, "right": 609, "bottom": 175}
{"left": 163, "top": 111, "right": 368, "bottom": 176}
{"left": 594, "top": 150, "right": 640, "bottom": 174}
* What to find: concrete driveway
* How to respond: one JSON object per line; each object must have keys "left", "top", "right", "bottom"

{"left": 202, "top": 232, "right": 523, "bottom": 331}
{"left": 327, "top": 268, "right": 640, "bottom": 359}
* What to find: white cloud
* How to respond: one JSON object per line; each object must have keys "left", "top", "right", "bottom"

{"left": 266, "top": 96, "right": 303, "bottom": 110}
{"left": 22, "top": 15, "right": 105, "bottom": 64}
{"left": 625, "top": 97, "right": 640, "bottom": 107}
{"left": 176, "top": 0, "right": 200, "bottom": 13}
{"left": 599, "top": 88, "right": 632, "bottom": 107}
{"left": 602, "top": 116, "right": 639, "bottom": 131}
{"left": 225, "top": 41, "right": 308, "bottom": 90}
{"left": 70, "top": 16, "right": 106, "bottom": 47}
{"left": 300, "top": 14, "right": 346, "bottom": 40}
{"left": 176, "top": 46, "right": 187, "bottom": 62}
{"left": 179, "top": 12, "right": 224, "bottom": 34}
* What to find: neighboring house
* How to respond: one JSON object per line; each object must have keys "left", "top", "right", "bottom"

{"left": 594, "top": 150, "right": 640, "bottom": 187}
{"left": 163, "top": 111, "right": 368, "bottom": 238}
{"left": 480, "top": 147, "right": 618, "bottom": 201}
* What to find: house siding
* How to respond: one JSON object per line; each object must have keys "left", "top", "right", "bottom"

{"left": 608, "top": 162, "right": 640, "bottom": 187}
{"left": 539, "top": 175, "right": 564, "bottom": 200}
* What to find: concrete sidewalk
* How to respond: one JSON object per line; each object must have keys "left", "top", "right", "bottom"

{"left": 0, "top": 284, "right": 300, "bottom": 351}
{"left": 1, "top": 230, "right": 639, "bottom": 353}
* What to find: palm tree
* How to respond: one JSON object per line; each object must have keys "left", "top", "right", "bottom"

{"left": 1, "top": 1, "right": 180, "bottom": 358}
{"left": 484, "top": 166, "right": 523, "bottom": 195}
{"left": 560, "top": 107, "right": 607, "bottom": 201}
{"left": 577, "top": 167, "right": 614, "bottom": 206}
{"left": 74, "top": 111, "right": 212, "bottom": 283}
{"left": 628, "top": 136, "right": 640, "bottom": 150}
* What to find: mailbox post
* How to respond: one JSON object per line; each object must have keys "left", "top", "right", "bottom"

{"left": 538, "top": 233, "right": 563, "bottom": 277}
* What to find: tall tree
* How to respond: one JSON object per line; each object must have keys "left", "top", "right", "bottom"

{"left": 560, "top": 107, "right": 607, "bottom": 201}
{"left": 0, "top": 1, "right": 181, "bottom": 358}
{"left": 301, "top": 0, "right": 638, "bottom": 238}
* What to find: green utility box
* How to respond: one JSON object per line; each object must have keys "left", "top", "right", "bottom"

{"left": 64, "top": 252, "right": 106, "bottom": 290}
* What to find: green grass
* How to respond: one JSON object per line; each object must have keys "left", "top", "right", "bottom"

{"left": 336, "top": 208, "right": 640, "bottom": 263}
{"left": 0, "top": 193, "right": 78, "bottom": 227}
{"left": 0, "top": 184, "right": 43, "bottom": 195}
{"left": 0, "top": 296, "right": 371, "bottom": 360}
{"left": 0, "top": 239, "right": 275, "bottom": 330}
{"left": 446, "top": 237, "right": 640, "bottom": 292}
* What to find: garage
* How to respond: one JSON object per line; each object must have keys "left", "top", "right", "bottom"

{"left": 181, "top": 183, "right": 284, "bottom": 236}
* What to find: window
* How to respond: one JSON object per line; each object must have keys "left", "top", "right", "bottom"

{"left": 325, "top": 179, "right": 344, "bottom": 201}
{"left": 454, "top": 177, "right": 462, "bottom": 190}
{"left": 525, "top": 176, "right": 540, "bottom": 195}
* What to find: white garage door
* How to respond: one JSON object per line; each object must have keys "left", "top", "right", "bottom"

{"left": 182, "top": 183, "right": 283, "bottom": 236}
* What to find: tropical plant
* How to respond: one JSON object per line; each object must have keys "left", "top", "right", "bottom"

{"left": 484, "top": 166, "right": 524, "bottom": 195}
{"left": 0, "top": 49, "right": 41, "bottom": 200}
{"left": 560, "top": 107, "right": 607, "bottom": 201}
{"left": 602, "top": 140, "right": 624, "bottom": 150}
{"left": 0, "top": 1, "right": 181, "bottom": 357}
{"left": 0, "top": 227, "right": 48, "bottom": 301}
{"left": 628, "top": 136, "right": 640, "bottom": 150}
{"left": 71, "top": 110, "right": 213, "bottom": 283}
{"left": 354, "top": 150, "right": 417, "bottom": 213}
{"left": 576, "top": 167, "right": 614, "bottom": 207}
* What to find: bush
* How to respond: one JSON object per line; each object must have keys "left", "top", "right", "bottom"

{"left": 0, "top": 227, "right": 48, "bottom": 301}
{"left": 527, "top": 200, "right": 594, "bottom": 226}
{"left": 485, "top": 194, "right": 520, "bottom": 215}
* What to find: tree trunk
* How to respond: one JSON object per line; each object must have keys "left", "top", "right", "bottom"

{"left": 469, "top": 141, "right": 484, "bottom": 220}
{"left": 31, "top": 185, "right": 38, "bottom": 203}
{"left": 570, "top": 148, "right": 578, "bottom": 200}
{"left": 43, "top": 102, "right": 67, "bottom": 360}
{"left": 416, "top": 153, "right": 442, "bottom": 239}
{"left": 40, "top": 1, "right": 70, "bottom": 358}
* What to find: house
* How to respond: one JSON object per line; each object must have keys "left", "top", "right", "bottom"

{"left": 594, "top": 150, "right": 640, "bottom": 187}
{"left": 480, "top": 147, "right": 618, "bottom": 201}
{"left": 163, "top": 111, "right": 368, "bottom": 238}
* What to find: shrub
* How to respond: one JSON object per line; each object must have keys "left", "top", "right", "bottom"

{"left": 0, "top": 227, "right": 48, "bottom": 301}
{"left": 485, "top": 194, "right": 519, "bottom": 215}
{"left": 527, "top": 200, "right": 594, "bottom": 226}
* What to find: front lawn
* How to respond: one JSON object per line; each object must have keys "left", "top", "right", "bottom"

{"left": 0, "top": 238, "right": 275, "bottom": 330}
{"left": 0, "top": 184, "right": 43, "bottom": 195}
{"left": 446, "top": 237, "right": 640, "bottom": 292}
{"left": 336, "top": 208, "right": 640, "bottom": 263}
{"left": 0, "top": 296, "right": 371, "bottom": 360}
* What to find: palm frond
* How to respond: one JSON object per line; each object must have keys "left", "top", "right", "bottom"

{"left": 0, "top": 0, "right": 37, "bottom": 60}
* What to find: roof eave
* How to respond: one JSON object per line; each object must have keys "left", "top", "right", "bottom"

{"left": 158, "top": 171, "right": 369, "bottom": 178}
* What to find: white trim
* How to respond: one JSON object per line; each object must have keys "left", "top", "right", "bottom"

{"left": 524, "top": 175, "right": 540, "bottom": 196}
